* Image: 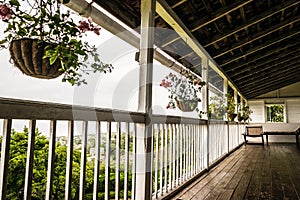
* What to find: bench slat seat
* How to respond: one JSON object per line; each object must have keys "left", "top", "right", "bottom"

{"left": 264, "top": 127, "right": 300, "bottom": 146}
{"left": 242, "top": 125, "right": 264, "bottom": 145}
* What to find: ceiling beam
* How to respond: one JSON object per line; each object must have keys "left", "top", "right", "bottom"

{"left": 204, "top": 0, "right": 300, "bottom": 47}
{"left": 201, "top": 0, "right": 213, "bottom": 12}
{"left": 239, "top": 7, "right": 246, "bottom": 23}
{"left": 218, "top": 29, "right": 300, "bottom": 67}
{"left": 239, "top": 64, "right": 300, "bottom": 89}
{"left": 231, "top": 49, "right": 300, "bottom": 80}
{"left": 244, "top": 75, "right": 300, "bottom": 98}
{"left": 155, "top": 0, "right": 245, "bottom": 99}
{"left": 156, "top": 32, "right": 179, "bottom": 47}
{"left": 160, "top": 0, "right": 299, "bottom": 50}
{"left": 179, "top": 51, "right": 195, "bottom": 60}
{"left": 212, "top": 16, "right": 300, "bottom": 59}
{"left": 214, "top": 57, "right": 300, "bottom": 87}
{"left": 189, "top": 0, "right": 254, "bottom": 32}
{"left": 170, "top": 0, "right": 187, "bottom": 8}
{"left": 160, "top": 0, "right": 254, "bottom": 48}
{"left": 223, "top": 39, "right": 300, "bottom": 73}
{"left": 244, "top": 71, "right": 300, "bottom": 94}
{"left": 239, "top": 71, "right": 300, "bottom": 94}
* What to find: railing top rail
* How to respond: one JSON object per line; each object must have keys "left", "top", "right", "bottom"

{"left": 0, "top": 97, "right": 145, "bottom": 122}
{"left": 208, "top": 119, "right": 228, "bottom": 125}
{"left": 0, "top": 97, "right": 209, "bottom": 125}
{"left": 151, "top": 115, "right": 207, "bottom": 125}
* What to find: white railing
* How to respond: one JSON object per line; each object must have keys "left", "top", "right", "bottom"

{"left": 151, "top": 123, "right": 207, "bottom": 199}
{"left": 0, "top": 98, "right": 243, "bottom": 200}
{"left": 238, "top": 123, "right": 246, "bottom": 144}
{"left": 229, "top": 122, "right": 240, "bottom": 151}
{"left": 208, "top": 121, "right": 228, "bottom": 165}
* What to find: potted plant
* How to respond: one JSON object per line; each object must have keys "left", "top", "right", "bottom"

{"left": 0, "top": 0, "right": 113, "bottom": 85}
{"left": 238, "top": 104, "right": 253, "bottom": 123}
{"left": 208, "top": 92, "right": 226, "bottom": 120}
{"left": 226, "top": 93, "right": 237, "bottom": 122}
{"left": 160, "top": 72, "right": 206, "bottom": 117}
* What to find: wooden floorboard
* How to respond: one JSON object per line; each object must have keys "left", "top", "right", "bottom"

{"left": 175, "top": 150, "right": 242, "bottom": 199}
{"left": 171, "top": 144, "right": 300, "bottom": 200}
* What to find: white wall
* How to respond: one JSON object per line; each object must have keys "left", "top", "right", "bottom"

{"left": 286, "top": 99, "right": 300, "bottom": 123}
{"left": 248, "top": 99, "right": 300, "bottom": 143}
{"left": 248, "top": 100, "right": 264, "bottom": 123}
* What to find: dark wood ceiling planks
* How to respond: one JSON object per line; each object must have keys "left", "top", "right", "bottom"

{"left": 95, "top": 0, "right": 300, "bottom": 99}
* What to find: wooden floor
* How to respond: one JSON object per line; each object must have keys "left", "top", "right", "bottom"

{"left": 173, "top": 144, "right": 300, "bottom": 200}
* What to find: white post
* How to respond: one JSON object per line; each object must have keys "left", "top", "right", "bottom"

{"left": 223, "top": 80, "right": 229, "bottom": 153}
{"left": 201, "top": 57, "right": 209, "bottom": 120}
{"left": 240, "top": 96, "right": 244, "bottom": 119}
{"left": 234, "top": 90, "right": 238, "bottom": 115}
{"left": 223, "top": 79, "right": 228, "bottom": 121}
{"left": 24, "top": 120, "right": 36, "bottom": 200}
{"left": 201, "top": 57, "right": 210, "bottom": 168}
{"left": 0, "top": 119, "right": 12, "bottom": 200}
{"left": 45, "top": 120, "right": 57, "bottom": 200}
{"left": 136, "top": 0, "right": 155, "bottom": 199}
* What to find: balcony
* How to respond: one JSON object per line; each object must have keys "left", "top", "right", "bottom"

{"left": 0, "top": 97, "right": 244, "bottom": 200}
{"left": 174, "top": 144, "right": 300, "bottom": 200}
{"left": 1, "top": 0, "right": 300, "bottom": 200}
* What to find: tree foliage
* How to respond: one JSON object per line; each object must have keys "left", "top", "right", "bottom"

{"left": 0, "top": 127, "right": 131, "bottom": 200}
{"left": 267, "top": 104, "right": 284, "bottom": 122}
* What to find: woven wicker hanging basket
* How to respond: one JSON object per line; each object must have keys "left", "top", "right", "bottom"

{"left": 176, "top": 100, "right": 198, "bottom": 112}
{"left": 9, "top": 38, "right": 62, "bottom": 79}
{"left": 228, "top": 113, "right": 237, "bottom": 122}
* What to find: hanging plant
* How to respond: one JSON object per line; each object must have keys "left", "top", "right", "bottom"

{"left": 238, "top": 104, "right": 253, "bottom": 123}
{"left": 208, "top": 92, "right": 226, "bottom": 120}
{"left": 226, "top": 93, "right": 237, "bottom": 122}
{"left": 160, "top": 72, "right": 206, "bottom": 118}
{"left": 0, "top": 0, "right": 113, "bottom": 85}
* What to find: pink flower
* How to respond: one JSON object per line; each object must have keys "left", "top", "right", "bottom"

{"left": 78, "top": 20, "right": 90, "bottom": 32}
{"left": 77, "top": 18, "right": 101, "bottom": 35}
{"left": 0, "top": 4, "right": 12, "bottom": 20}
{"left": 91, "top": 27, "right": 101, "bottom": 35}
{"left": 160, "top": 79, "right": 171, "bottom": 88}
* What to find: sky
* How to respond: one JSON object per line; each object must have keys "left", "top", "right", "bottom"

{"left": 0, "top": 15, "right": 202, "bottom": 134}
{"left": 0, "top": 0, "right": 235, "bottom": 139}
{"left": 0, "top": 25, "right": 191, "bottom": 112}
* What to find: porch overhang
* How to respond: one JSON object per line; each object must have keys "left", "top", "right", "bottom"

{"left": 68, "top": 0, "right": 300, "bottom": 100}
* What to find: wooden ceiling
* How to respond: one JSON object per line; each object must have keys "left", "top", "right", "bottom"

{"left": 95, "top": 0, "right": 300, "bottom": 99}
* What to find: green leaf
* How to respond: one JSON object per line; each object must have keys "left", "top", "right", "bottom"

{"left": 17, "top": 29, "right": 27, "bottom": 37}
{"left": 49, "top": 55, "right": 58, "bottom": 65}
{"left": 53, "top": 14, "right": 60, "bottom": 22}
{"left": 75, "top": 49, "right": 86, "bottom": 56}
{"left": 69, "top": 78, "right": 75, "bottom": 85}
{"left": 41, "top": 7, "right": 46, "bottom": 15}
{"left": 0, "top": 39, "right": 7, "bottom": 45}
{"left": 23, "top": 14, "right": 33, "bottom": 21}
{"left": 44, "top": 49, "right": 55, "bottom": 57}
{"left": 9, "top": 0, "right": 20, "bottom": 6}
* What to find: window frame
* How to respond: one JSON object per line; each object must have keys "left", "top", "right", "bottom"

{"left": 264, "top": 101, "right": 287, "bottom": 123}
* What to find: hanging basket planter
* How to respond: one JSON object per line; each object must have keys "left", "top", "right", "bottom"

{"left": 9, "top": 38, "right": 62, "bottom": 79}
{"left": 176, "top": 100, "right": 198, "bottom": 112}
{"left": 228, "top": 113, "right": 237, "bottom": 122}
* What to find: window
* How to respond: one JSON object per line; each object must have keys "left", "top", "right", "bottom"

{"left": 266, "top": 104, "right": 285, "bottom": 122}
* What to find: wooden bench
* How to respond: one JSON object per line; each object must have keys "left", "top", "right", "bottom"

{"left": 264, "top": 127, "right": 300, "bottom": 146}
{"left": 242, "top": 125, "right": 264, "bottom": 146}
